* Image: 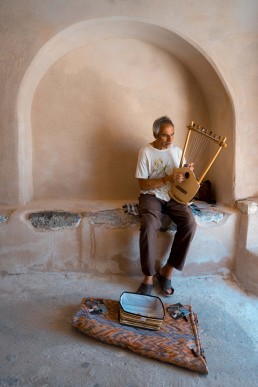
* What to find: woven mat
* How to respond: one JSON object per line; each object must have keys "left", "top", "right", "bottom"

{"left": 72, "top": 297, "right": 208, "bottom": 374}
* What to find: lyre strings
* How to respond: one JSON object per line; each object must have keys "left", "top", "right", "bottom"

{"left": 183, "top": 123, "right": 227, "bottom": 182}
{"left": 185, "top": 130, "right": 213, "bottom": 179}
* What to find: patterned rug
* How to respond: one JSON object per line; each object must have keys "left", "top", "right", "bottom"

{"left": 72, "top": 297, "right": 208, "bottom": 374}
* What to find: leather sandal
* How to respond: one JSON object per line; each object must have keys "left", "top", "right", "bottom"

{"left": 155, "top": 271, "right": 174, "bottom": 297}
{"left": 136, "top": 283, "right": 153, "bottom": 296}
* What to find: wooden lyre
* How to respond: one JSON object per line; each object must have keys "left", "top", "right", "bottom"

{"left": 169, "top": 121, "right": 227, "bottom": 204}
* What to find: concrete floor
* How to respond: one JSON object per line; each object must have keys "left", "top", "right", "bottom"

{"left": 0, "top": 272, "right": 257, "bottom": 387}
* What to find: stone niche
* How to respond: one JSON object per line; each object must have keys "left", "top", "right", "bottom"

{"left": 18, "top": 18, "right": 234, "bottom": 206}
{"left": 9, "top": 18, "right": 243, "bottom": 288}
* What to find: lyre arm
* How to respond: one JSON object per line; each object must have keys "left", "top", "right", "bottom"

{"left": 198, "top": 137, "right": 227, "bottom": 184}
{"left": 179, "top": 123, "right": 193, "bottom": 168}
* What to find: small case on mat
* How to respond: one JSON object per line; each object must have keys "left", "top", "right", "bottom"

{"left": 119, "top": 292, "right": 165, "bottom": 330}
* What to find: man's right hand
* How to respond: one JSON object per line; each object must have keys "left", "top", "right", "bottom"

{"left": 165, "top": 172, "right": 185, "bottom": 184}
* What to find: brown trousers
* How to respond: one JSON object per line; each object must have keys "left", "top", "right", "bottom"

{"left": 138, "top": 194, "right": 197, "bottom": 276}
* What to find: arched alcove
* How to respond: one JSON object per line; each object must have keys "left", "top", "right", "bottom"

{"left": 17, "top": 17, "right": 235, "bottom": 205}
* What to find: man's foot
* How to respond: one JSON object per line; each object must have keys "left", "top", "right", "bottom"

{"left": 136, "top": 283, "right": 153, "bottom": 296}
{"left": 155, "top": 271, "right": 174, "bottom": 297}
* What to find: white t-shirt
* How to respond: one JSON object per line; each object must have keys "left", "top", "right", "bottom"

{"left": 135, "top": 144, "right": 183, "bottom": 201}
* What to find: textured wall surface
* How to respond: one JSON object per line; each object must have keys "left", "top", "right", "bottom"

{"left": 0, "top": 199, "right": 239, "bottom": 277}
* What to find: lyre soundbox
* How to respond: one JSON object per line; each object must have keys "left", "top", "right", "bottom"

{"left": 170, "top": 167, "right": 200, "bottom": 205}
{"left": 169, "top": 122, "right": 227, "bottom": 205}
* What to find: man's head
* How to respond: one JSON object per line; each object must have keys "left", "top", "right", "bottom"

{"left": 153, "top": 116, "right": 174, "bottom": 138}
{"left": 153, "top": 116, "right": 174, "bottom": 150}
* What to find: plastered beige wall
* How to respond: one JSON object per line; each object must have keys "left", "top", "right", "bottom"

{"left": 0, "top": 0, "right": 258, "bottom": 205}
{"left": 31, "top": 38, "right": 209, "bottom": 200}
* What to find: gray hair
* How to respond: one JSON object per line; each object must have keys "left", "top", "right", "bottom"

{"left": 153, "top": 116, "right": 174, "bottom": 138}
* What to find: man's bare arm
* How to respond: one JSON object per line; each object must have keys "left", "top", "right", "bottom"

{"left": 138, "top": 172, "right": 185, "bottom": 190}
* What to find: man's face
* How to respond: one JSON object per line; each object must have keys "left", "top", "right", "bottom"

{"left": 157, "top": 124, "right": 175, "bottom": 149}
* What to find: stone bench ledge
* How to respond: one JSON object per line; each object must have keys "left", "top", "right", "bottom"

{"left": 0, "top": 200, "right": 232, "bottom": 231}
{"left": 236, "top": 198, "right": 258, "bottom": 214}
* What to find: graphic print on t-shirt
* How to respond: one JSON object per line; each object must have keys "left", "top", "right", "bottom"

{"left": 151, "top": 158, "right": 169, "bottom": 179}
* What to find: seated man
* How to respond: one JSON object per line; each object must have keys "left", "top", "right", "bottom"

{"left": 135, "top": 116, "right": 196, "bottom": 296}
